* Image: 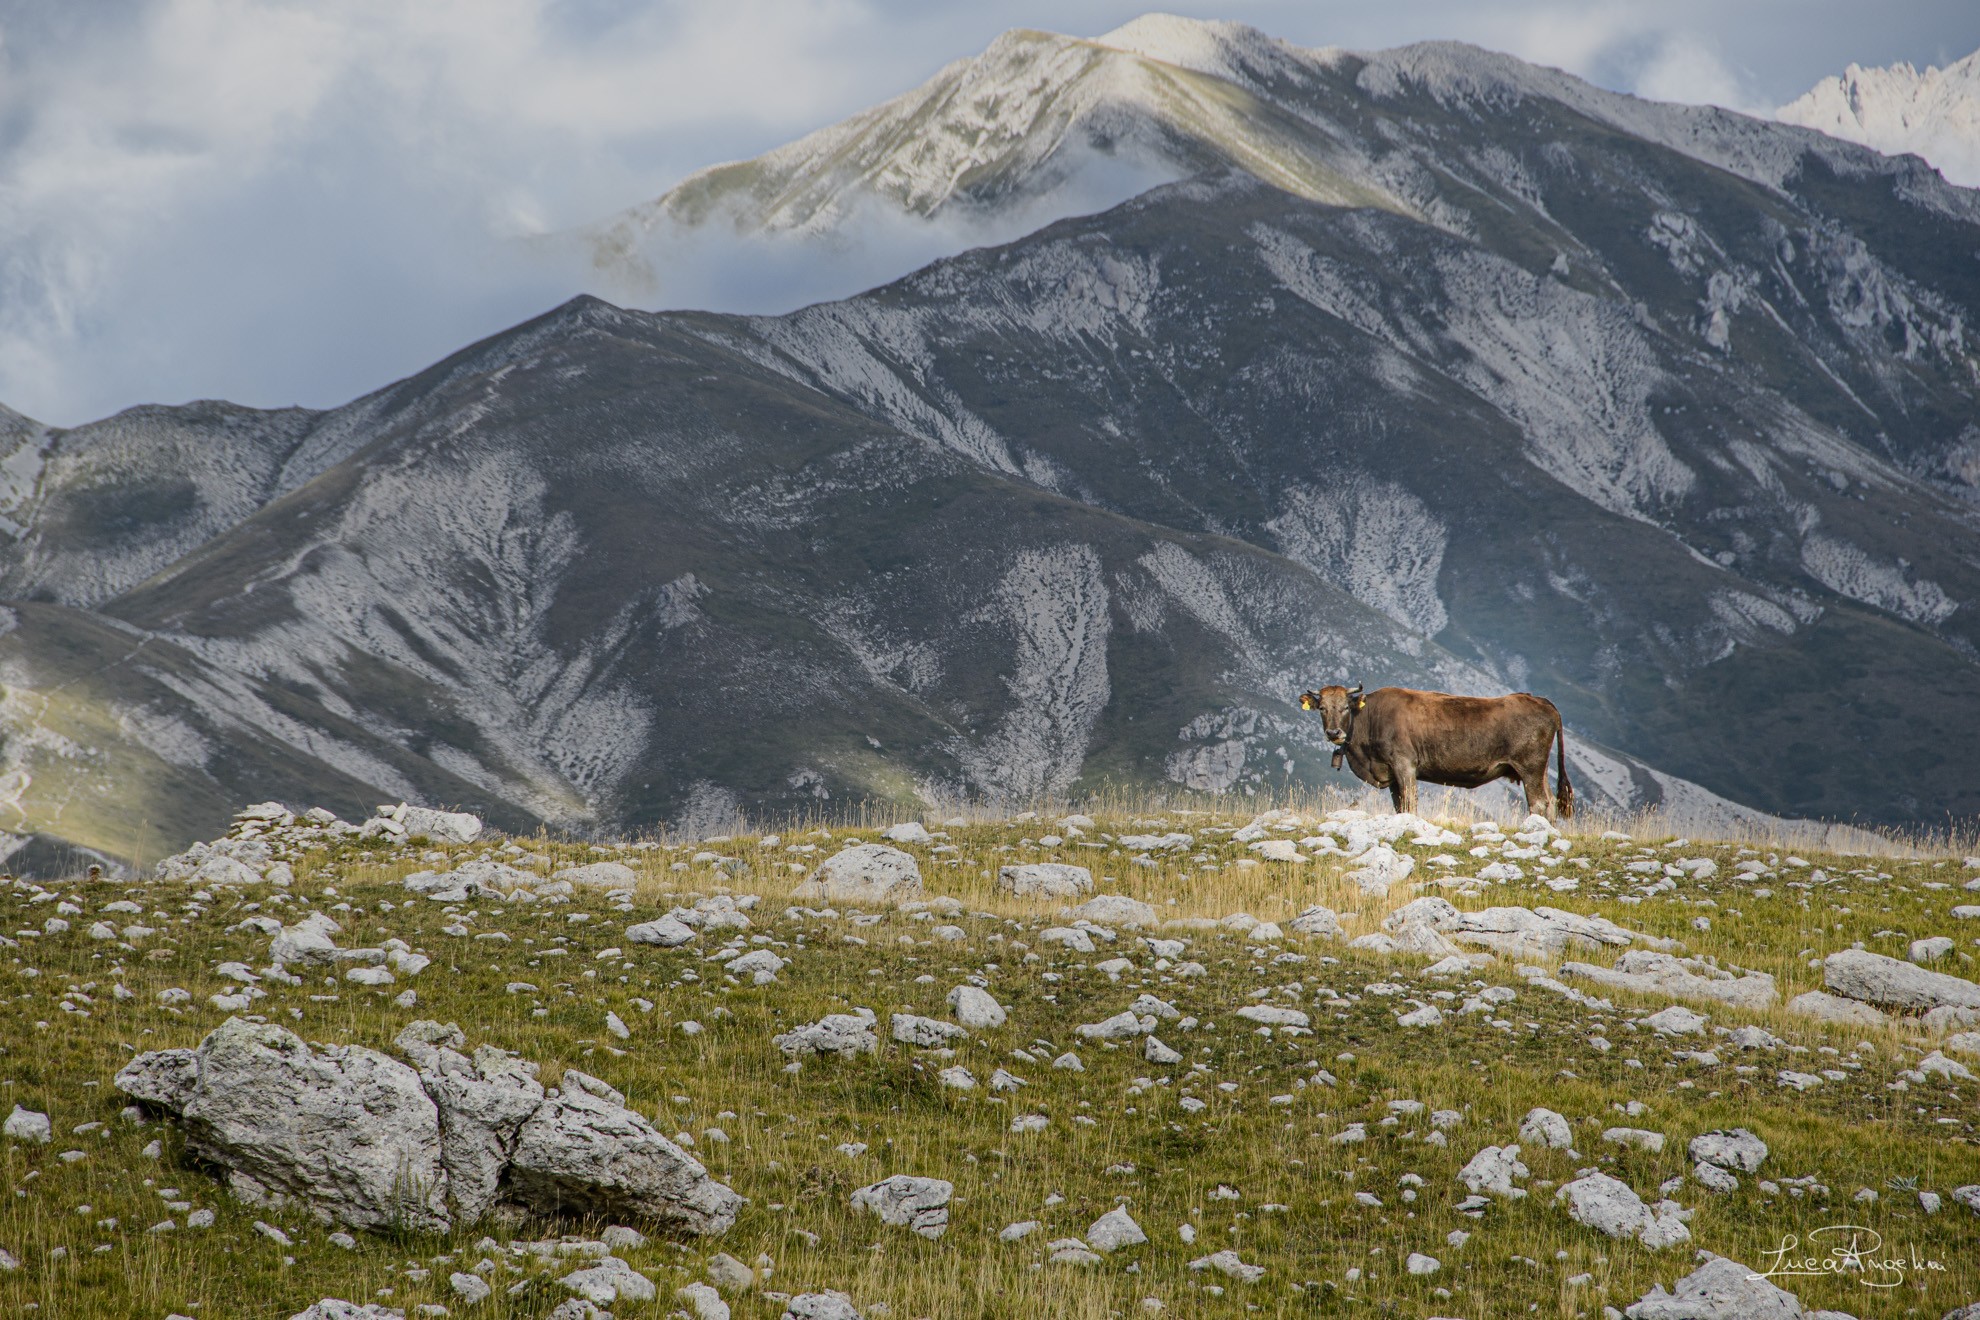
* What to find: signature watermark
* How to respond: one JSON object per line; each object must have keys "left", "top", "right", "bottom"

{"left": 1752, "top": 1225, "right": 1948, "bottom": 1289}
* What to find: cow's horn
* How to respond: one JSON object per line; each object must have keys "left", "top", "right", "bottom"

{"left": 1347, "top": 683, "right": 1363, "bottom": 696}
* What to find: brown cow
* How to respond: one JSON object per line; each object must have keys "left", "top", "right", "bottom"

{"left": 1298, "top": 684, "right": 1574, "bottom": 820}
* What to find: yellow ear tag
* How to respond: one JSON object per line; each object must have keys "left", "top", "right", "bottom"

{"left": 1354, "top": 697, "right": 1366, "bottom": 711}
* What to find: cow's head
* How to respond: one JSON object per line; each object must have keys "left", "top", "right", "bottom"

{"left": 1299, "top": 684, "right": 1363, "bottom": 743}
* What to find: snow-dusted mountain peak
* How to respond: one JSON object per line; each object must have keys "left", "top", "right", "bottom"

{"left": 1778, "top": 47, "right": 1980, "bottom": 186}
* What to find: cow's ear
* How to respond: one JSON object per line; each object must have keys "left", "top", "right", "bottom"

{"left": 1353, "top": 696, "right": 1366, "bottom": 712}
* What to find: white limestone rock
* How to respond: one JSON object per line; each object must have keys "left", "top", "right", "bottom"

{"left": 1689, "top": 1128, "right": 1767, "bottom": 1174}
{"left": 287, "top": 1302, "right": 406, "bottom": 1320}
{"left": 947, "top": 985, "right": 1007, "bottom": 1030}
{"left": 1086, "top": 1206, "right": 1147, "bottom": 1251}
{"left": 1343, "top": 845, "right": 1413, "bottom": 896}
{"left": 3, "top": 1106, "right": 52, "bottom": 1144}
{"left": 784, "top": 1293, "right": 861, "bottom": 1320}
{"left": 1288, "top": 905, "right": 1342, "bottom": 938}
{"left": 774, "top": 1012, "right": 879, "bottom": 1058}
{"left": 1621, "top": 1252, "right": 1813, "bottom": 1319}
{"left": 1071, "top": 895, "right": 1158, "bottom": 928}
{"left": 1787, "top": 990, "right": 1891, "bottom": 1028}
{"left": 556, "top": 862, "right": 639, "bottom": 890}
{"left": 793, "top": 845, "right": 924, "bottom": 905}
{"left": 850, "top": 1175, "right": 951, "bottom": 1238}
{"left": 1458, "top": 1144, "right": 1529, "bottom": 1198}
{"left": 506, "top": 1069, "right": 744, "bottom": 1235}
{"left": 1559, "top": 952, "right": 1776, "bottom": 1009}
{"left": 394, "top": 1021, "right": 545, "bottom": 1224}
{"left": 1556, "top": 1171, "right": 1691, "bottom": 1249}
{"left": 996, "top": 863, "right": 1093, "bottom": 899}
{"left": 1824, "top": 948, "right": 1980, "bottom": 1013}
{"left": 1518, "top": 1108, "right": 1573, "bottom": 1150}
{"left": 891, "top": 1013, "right": 967, "bottom": 1048}
{"left": 626, "top": 916, "right": 699, "bottom": 948}
{"left": 115, "top": 1017, "right": 451, "bottom": 1233}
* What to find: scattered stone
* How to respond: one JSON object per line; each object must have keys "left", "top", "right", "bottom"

{"left": 1518, "top": 1108, "right": 1572, "bottom": 1150}
{"left": 1086, "top": 1206, "right": 1147, "bottom": 1252}
{"left": 1188, "top": 1249, "right": 1265, "bottom": 1283}
{"left": 1144, "top": 1036, "right": 1182, "bottom": 1065}
{"left": 1405, "top": 1252, "right": 1440, "bottom": 1275}
{"left": 1642, "top": 1006, "right": 1709, "bottom": 1035}
{"left": 1233, "top": 1006, "right": 1309, "bottom": 1029}
{"left": 448, "top": 1272, "right": 491, "bottom": 1304}
{"left": 1078, "top": 1011, "right": 1149, "bottom": 1041}
{"left": 1458, "top": 1145, "right": 1529, "bottom": 1198}
{"left": 561, "top": 1255, "right": 656, "bottom": 1305}
{"left": 1911, "top": 937, "right": 1957, "bottom": 965}
{"left": 1556, "top": 1171, "right": 1690, "bottom": 1249}
{"left": 881, "top": 822, "right": 932, "bottom": 844}
{"left": 3, "top": 1106, "right": 51, "bottom": 1144}
{"left": 287, "top": 1302, "right": 406, "bottom": 1320}
{"left": 1602, "top": 1128, "right": 1666, "bottom": 1153}
{"left": 793, "top": 845, "right": 924, "bottom": 905}
{"left": 783, "top": 1293, "right": 860, "bottom": 1320}
{"left": 774, "top": 1012, "right": 879, "bottom": 1058}
{"left": 948, "top": 985, "right": 1006, "bottom": 1029}
{"left": 625, "top": 917, "right": 698, "bottom": 949}
{"left": 1288, "top": 905, "right": 1342, "bottom": 937}
{"left": 996, "top": 863, "right": 1092, "bottom": 900}
{"left": 849, "top": 1175, "right": 951, "bottom": 1239}
{"left": 677, "top": 1281, "right": 729, "bottom": 1320}
{"left": 1689, "top": 1129, "right": 1767, "bottom": 1174}
{"left": 891, "top": 1013, "right": 967, "bottom": 1048}
{"left": 1072, "top": 895, "right": 1158, "bottom": 928}
{"left": 1344, "top": 845, "right": 1413, "bottom": 896}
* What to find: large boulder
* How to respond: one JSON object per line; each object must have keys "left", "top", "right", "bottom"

{"left": 1824, "top": 949, "right": 1980, "bottom": 1014}
{"left": 1560, "top": 951, "right": 1776, "bottom": 1009}
{"left": 508, "top": 1070, "right": 744, "bottom": 1235}
{"left": 1623, "top": 1253, "right": 1817, "bottom": 1319}
{"left": 115, "top": 1020, "right": 744, "bottom": 1240}
{"left": 269, "top": 913, "right": 344, "bottom": 966}
{"left": 1787, "top": 989, "right": 1891, "bottom": 1027}
{"left": 394, "top": 1022, "right": 545, "bottom": 1224}
{"left": 997, "top": 863, "right": 1092, "bottom": 899}
{"left": 793, "top": 845, "right": 923, "bottom": 905}
{"left": 115, "top": 1017, "right": 451, "bottom": 1233}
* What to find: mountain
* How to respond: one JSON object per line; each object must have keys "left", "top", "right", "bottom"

{"left": 8, "top": 16, "right": 1980, "bottom": 867}
{"left": 1778, "top": 47, "right": 1980, "bottom": 188}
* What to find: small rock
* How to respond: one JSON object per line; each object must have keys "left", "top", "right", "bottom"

{"left": 793, "top": 845, "right": 924, "bottom": 905}
{"left": 1087, "top": 1206, "right": 1147, "bottom": 1251}
{"left": 3, "top": 1106, "right": 51, "bottom": 1144}
{"left": 948, "top": 985, "right": 1007, "bottom": 1029}
{"left": 996, "top": 863, "right": 1093, "bottom": 899}
{"left": 1518, "top": 1108, "right": 1572, "bottom": 1150}
{"left": 1688, "top": 1129, "right": 1766, "bottom": 1174}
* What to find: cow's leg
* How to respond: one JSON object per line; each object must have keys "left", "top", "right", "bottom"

{"left": 1517, "top": 756, "right": 1555, "bottom": 821}
{"left": 1390, "top": 763, "right": 1418, "bottom": 816}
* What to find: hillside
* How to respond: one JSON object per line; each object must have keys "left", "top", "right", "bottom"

{"left": 2, "top": 802, "right": 1977, "bottom": 1318}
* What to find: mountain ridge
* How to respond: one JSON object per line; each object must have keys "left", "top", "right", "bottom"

{"left": 6, "top": 18, "right": 1980, "bottom": 868}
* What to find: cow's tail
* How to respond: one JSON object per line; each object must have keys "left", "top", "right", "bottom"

{"left": 1554, "top": 720, "right": 1575, "bottom": 820}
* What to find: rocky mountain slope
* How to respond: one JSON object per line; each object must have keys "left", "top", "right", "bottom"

{"left": 1779, "top": 45, "right": 1980, "bottom": 188}
{"left": 5, "top": 18, "right": 1980, "bottom": 865}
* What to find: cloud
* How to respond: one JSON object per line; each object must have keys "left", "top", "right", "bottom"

{"left": 0, "top": 0, "right": 1971, "bottom": 426}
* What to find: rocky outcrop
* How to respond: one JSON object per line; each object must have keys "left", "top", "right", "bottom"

{"left": 1559, "top": 951, "right": 1777, "bottom": 1009}
{"left": 113, "top": 1018, "right": 741, "bottom": 1237}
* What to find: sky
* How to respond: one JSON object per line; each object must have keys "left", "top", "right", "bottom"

{"left": 2, "top": 0, "right": 1977, "bottom": 428}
